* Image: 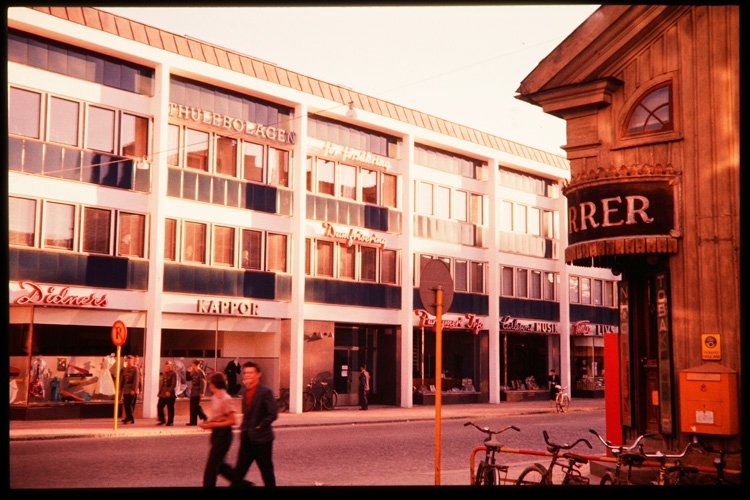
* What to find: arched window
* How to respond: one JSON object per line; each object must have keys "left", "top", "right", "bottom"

{"left": 625, "top": 84, "right": 672, "bottom": 135}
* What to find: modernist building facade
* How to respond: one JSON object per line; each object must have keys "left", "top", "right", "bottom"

{"left": 517, "top": 4, "right": 740, "bottom": 461}
{"left": 8, "top": 6, "right": 617, "bottom": 419}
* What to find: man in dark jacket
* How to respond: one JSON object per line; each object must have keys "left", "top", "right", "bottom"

{"left": 119, "top": 355, "right": 140, "bottom": 424}
{"left": 156, "top": 360, "right": 177, "bottom": 426}
{"left": 220, "top": 361, "right": 278, "bottom": 487}
{"left": 186, "top": 359, "right": 208, "bottom": 426}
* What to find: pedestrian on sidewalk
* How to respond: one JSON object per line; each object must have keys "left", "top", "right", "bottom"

{"left": 119, "top": 355, "right": 140, "bottom": 424}
{"left": 156, "top": 360, "right": 177, "bottom": 426}
{"left": 220, "top": 361, "right": 277, "bottom": 487}
{"left": 186, "top": 359, "right": 208, "bottom": 426}
{"left": 358, "top": 364, "right": 370, "bottom": 410}
{"left": 548, "top": 369, "right": 561, "bottom": 408}
{"left": 200, "top": 372, "right": 237, "bottom": 487}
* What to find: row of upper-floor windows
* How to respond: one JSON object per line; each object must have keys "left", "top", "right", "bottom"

{"left": 9, "top": 87, "right": 150, "bottom": 159}
{"left": 569, "top": 275, "right": 618, "bottom": 307}
{"left": 416, "top": 254, "right": 486, "bottom": 294}
{"left": 306, "top": 156, "right": 398, "bottom": 209}
{"left": 304, "top": 239, "right": 399, "bottom": 285}
{"left": 164, "top": 219, "right": 288, "bottom": 273}
{"left": 500, "top": 266, "right": 559, "bottom": 302}
{"left": 9, "top": 196, "right": 147, "bottom": 258}
{"left": 499, "top": 200, "right": 560, "bottom": 240}
{"left": 415, "top": 181, "right": 486, "bottom": 225}
{"left": 498, "top": 168, "right": 560, "bottom": 198}
{"left": 171, "top": 75, "right": 293, "bottom": 129}
{"left": 8, "top": 28, "right": 154, "bottom": 96}
{"left": 414, "top": 143, "right": 487, "bottom": 180}
{"left": 308, "top": 115, "right": 399, "bottom": 159}
{"left": 167, "top": 124, "right": 291, "bottom": 188}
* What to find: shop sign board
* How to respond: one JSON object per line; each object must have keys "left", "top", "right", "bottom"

{"left": 566, "top": 179, "right": 677, "bottom": 245}
{"left": 111, "top": 320, "right": 128, "bottom": 347}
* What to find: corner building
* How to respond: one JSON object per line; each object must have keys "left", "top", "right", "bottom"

{"left": 8, "top": 7, "right": 617, "bottom": 418}
{"left": 517, "top": 5, "right": 740, "bottom": 461}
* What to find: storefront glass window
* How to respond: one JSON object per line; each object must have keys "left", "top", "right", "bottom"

{"left": 44, "top": 202, "right": 75, "bottom": 250}
{"left": 9, "top": 197, "right": 36, "bottom": 247}
{"left": 9, "top": 87, "right": 41, "bottom": 138}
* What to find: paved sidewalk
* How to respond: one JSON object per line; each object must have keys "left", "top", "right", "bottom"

{"left": 9, "top": 399, "right": 604, "bottom": 441}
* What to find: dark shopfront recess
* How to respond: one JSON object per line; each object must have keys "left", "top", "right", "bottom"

{"left": 10, "top": 323, "right": 144, "bottom": 420}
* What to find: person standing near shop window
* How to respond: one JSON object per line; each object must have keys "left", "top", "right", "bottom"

{"left": 156, "top": 360, "right": 177, "bottom": 426}
{"left": 120, "top": 355, "right": 140, "bottom": 424}
{"left": 359, "top": 364, "right": 370, "bottom": 410}
{"left": 186, "top": 359, "right": 208, "bottom": 425}
{"left": 548, "top": 369, "right": 561, "bottom": 406}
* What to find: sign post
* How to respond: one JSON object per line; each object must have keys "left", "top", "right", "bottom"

{"left": 418, "top": 260, "right": 454, "bottom": 486}
{"left": 111, "top": 320, "right": 128, "bottom": 430}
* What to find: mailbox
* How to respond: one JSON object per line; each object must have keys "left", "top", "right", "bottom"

{"left": 679, "top": 363, "right": 738, "bottom": 435}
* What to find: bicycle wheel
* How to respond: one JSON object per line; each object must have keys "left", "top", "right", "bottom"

{"left": 302, "top": 391, "right": 315, "bottom": 412}
{"left": 562, "top": 393, "right": 570, "bottom": 411}
{"left": 321, "top": 390, "right": 337, "bottom": 410}
{"left": 516, "top": 464, "right": 549, "bottom": 485}
{"left": 474, "top": 464, "right": 487, "bottom": 486}
{"left": 600, "top": 471, "right": 617, "bottom": 485}
{"left": 481, "top": 466, "right": 501, "bottom": 486}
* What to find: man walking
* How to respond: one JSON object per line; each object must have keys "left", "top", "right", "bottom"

{"left": 119, "top": 355, "right": 140, "bottom": 424}
{"left": 221, "top": 361, "right": 278, "bottom": 487}
{"left": 358, "top": 364, "right": 370, "bottom": 410}
{"left": 186, "top": 359, "right": 208, "bottom": 426}
{"left": 156, "top": 360, "right": 177, "bottom": 426}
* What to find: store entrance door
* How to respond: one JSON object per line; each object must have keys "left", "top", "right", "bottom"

{"left": 333, "top": 347, "right": 363, "bottom": 407}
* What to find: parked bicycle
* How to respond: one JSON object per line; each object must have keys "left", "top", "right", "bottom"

{"left": 589, "top": 428, "right": 652, "bottom": 485}
{"left": 516, "top": 430, "right": 592, "bottom": 485}
{"left": 643, "top": 436, "right": 702, "bottom": 485}
{"left": 302, "top": 377, "right": 337, "bottom": 412}
{"left": 554, "top": 385, "right": 570, "bottom": 413}
{"left": 695, "top": 438, "right": 742, "bottom": 485}
{"left": 464, "top": 421, "right": 520, "bottom": 485}
{"left": 276, "top": 387, "right": 290, "bottom": 413}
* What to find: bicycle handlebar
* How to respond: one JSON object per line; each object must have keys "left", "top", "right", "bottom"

{"left": 642, "top": 436, "right": 703, "bottom": 461}
{"left": 695, "top": 438, "right": 742, "bottom": 456}
{"left": 464, "top": 421, "right": 521, "bottom": 437}
{"left": 542, "top": 430, "right": 592, "bottom": 450}
{"left": 589, "top": 428, "right": 654, "bottom": 453}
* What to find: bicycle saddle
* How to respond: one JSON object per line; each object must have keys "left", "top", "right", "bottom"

{"left": 484, "top": 438, "right": 504, "bottom": 449}
{"left": 561, "top": 453, "right": 589, "bottom": 465}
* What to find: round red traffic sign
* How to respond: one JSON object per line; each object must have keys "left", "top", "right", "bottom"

{"left": 111, "top": 320, "right": 128, "bottom": 346}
